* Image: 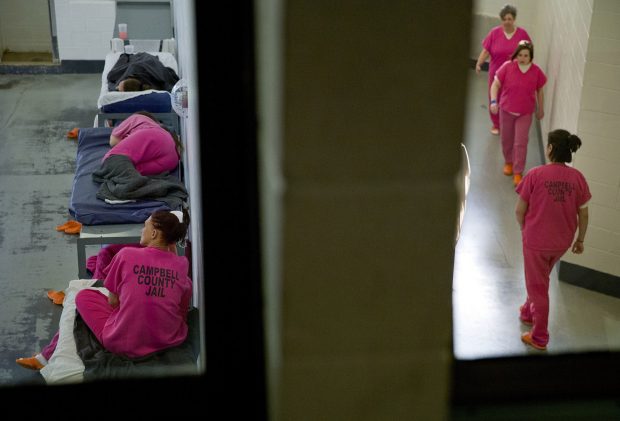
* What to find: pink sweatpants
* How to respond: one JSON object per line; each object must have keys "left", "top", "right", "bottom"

{"left": 41, "top": 332, "right": 59, "bottom": 361}
{"left": 520, "top": 245, "right": 566, "bottom": 346}
{"left": 499, "top": 109, "right": 533, "bottom": 174}
{"left": 74, "top": 289, "right": 114, "bottom": 345}
{"left": 40, "top": 289, "right": 112, "bottom": 360}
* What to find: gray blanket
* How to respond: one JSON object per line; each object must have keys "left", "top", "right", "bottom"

{"left": 92, "top": 154, "right": 187, "bottom": 210}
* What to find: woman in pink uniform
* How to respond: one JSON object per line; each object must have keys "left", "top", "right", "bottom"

{"left": 515, "top": 129, "right": 590, "bottom": 351}
{"left": 476, "top": 4, "right": 531, "bottom": 135}
{"left": 104, "top": 111, "right": 183, "bottom": 175}
{"left": 16, "top": 209, "right": 192, "bottom": 369}
{"left": 490, "top": 41, "right": 546, "bottom": 186}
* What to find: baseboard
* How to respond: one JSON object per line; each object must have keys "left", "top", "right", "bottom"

{"left": 559, "top": 261, "right": 620, "bottom": 299}
{"left": 535, "top": 118, "right": 545, "bottom": 164}
{"left": 60, "top": 60, "right": 105, "bottom": 73}
{"left": 0, "top": 60, "right": 104, "bottom": 74}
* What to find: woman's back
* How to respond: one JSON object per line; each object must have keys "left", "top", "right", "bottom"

{"left": 517, "top": 164, "right": 590, "bottom": 251}
{"left": 101, "top": 246, "right": 192, "bottom": 358}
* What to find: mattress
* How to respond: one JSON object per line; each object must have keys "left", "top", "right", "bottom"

{"left": 69, "top": 127, "right": 176, "bottom": 225}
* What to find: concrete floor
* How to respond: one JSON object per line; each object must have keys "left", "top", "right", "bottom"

{"left": 453, "top": 70, "right": 620, "bottom": 359}
{"left": 0, "top": 73, "right": 100, "bottom": 385}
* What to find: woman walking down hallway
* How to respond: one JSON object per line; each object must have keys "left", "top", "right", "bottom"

{"left": 515, "top": 129, "right": 591, "bottom": 351}
{"left": 476, "top": 4, "right": 531, "bottom": 135}
{"left": 490, "top": 41, "right": 546, "bottom": 186}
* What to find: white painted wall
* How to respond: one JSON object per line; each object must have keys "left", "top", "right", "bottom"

{"left": 533, "top": 0, "right": 592, "bottom": 136}
{"left": 53, "top": 0, "right": 115, "bottom": 60}
{"left": 0, "top": 0, "right": 52, "bottom": 53}
{"left": 562, "top": 0, "right": 620, "bottom": 277}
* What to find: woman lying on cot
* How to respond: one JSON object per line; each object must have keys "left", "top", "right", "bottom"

{"left": 105, "top": 111, "right": 183, "bottom": 175}
{"left": 16, "top": 209, "right": 192, "bottom": 370}
{"left": 107, "top": 52, "right": 179, "bottom": 93}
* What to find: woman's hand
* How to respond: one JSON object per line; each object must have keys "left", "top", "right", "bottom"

{"left": 571, "top": 240, "right": 584, "bottom": 254}
{"left": 536, "top": 108, "right": 544, "bottom": 120}
{"left": 476, "top": 49, "right": 489, "bottom": 76}
{"left": 109, "top": 135, "right": 121, "bottom": 147}
{"left": 108, "top": 292, "right": 120, "bottom": 308}
{"left": 490, "top": 103, "right": 499, "bottom": 114}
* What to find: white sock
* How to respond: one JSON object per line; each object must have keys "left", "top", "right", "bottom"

{"left": 35, "top": 353, "right": 48, "bottom": 366}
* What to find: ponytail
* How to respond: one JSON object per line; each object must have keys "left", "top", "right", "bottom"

{"left": 151, "top": 207, "right": 190, "bottom": 245}
{"left": 567, "top": 134, "right": 582, "bottom": 153}
{"left": 547, "top": 129, "right": 581, "bottom": 163}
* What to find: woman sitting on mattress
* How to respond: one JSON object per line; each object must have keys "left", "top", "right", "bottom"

{"left": 16, "top": 209, "right": 192, "bottom": 370}
{"left": 105, "top": 111, "right": 183, "bottom": 175}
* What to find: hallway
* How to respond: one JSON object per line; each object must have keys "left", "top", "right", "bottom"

{"left": 453, "top": 70, "right": 620, "bottom": 360}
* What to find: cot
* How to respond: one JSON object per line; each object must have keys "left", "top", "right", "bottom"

{"left": 97, "top": 38, "right": 178, "bottom": 119}
{"left": 69, "top": 126, "right": 183, "bottom": 278}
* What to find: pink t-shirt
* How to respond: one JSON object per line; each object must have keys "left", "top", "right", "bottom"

{"left": 482, "top": 26, "right": 531, "bottom": 81}
{"left": 495, "top": 60, "right": 547, "bottom": 115}
{"left": 516, "top": 164, "right": 591, "bottom": 251}
{"left": 104, "top": 114, "right": 179, "bottom": 175}
{"left": 101, "top": 246, "right": 192, "bottom": 358}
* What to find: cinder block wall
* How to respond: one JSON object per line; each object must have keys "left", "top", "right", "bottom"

{"left": 564, "top": 0, "right": 620, "bottom": 277}
{"left": 534, "top": 0, "right": 591, "bottom": 136}
{"left": 53, "top": 0, "right": 115, "bottom": 60}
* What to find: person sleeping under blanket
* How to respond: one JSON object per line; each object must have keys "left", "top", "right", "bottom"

{"left": 93, "top": 111, "right": 188, "bottom": 207}
{"left": 107, "top": 52, "right": 180, "bottom": 92}
{"left": 105, "top": 112, "right": 182, "bottom": 176}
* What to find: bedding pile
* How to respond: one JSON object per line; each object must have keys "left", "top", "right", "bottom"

{"left": 107, "top": 52, "right": 179, "bottom": 92}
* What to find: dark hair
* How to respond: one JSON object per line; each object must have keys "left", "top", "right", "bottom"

{"left": 119, "top": 78, "right": 151, "bottom": 92}
{"left": 547, "top": 129, "right": 582, "bottom": 163}
{"left": 500, "top": 4, "right": 517, "bottom": 19}
{"left": 151, "top": 208, "right": 190, "bottom": 244}
{"left": 134, "top": 111, "right": 184, "bottom": 156}
{"left": 511, "top": 40, "right": 534, "bottom": 61}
